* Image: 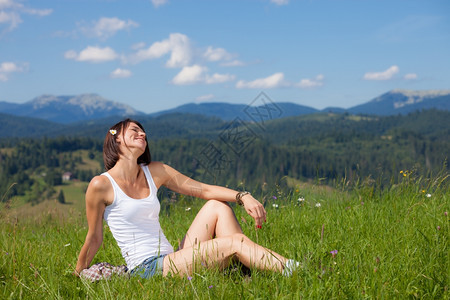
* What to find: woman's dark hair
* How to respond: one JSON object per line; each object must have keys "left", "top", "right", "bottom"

{"left": 103, "top": 118, "right": 151, "bottom": 170}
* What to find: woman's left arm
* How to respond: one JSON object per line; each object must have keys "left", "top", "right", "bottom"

{"left": 156, "top": 162, "right": 266, "bottom": 227}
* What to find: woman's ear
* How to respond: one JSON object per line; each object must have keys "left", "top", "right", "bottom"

{"left": 113, "top": 134, "right": 122, "bottom": 146}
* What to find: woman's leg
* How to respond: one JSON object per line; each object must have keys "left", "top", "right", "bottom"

{"left": 163, "top": 233, "right": 287, "bottom": 276}
{"left": 178, "top": 200, "right": 243, "bottom": 249}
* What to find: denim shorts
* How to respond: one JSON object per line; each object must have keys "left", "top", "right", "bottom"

{"left": 130, "top": 254, "right": 167, "bottom": 279}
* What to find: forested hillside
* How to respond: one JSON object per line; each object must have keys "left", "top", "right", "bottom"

{"left": 0, "top": 138, "right": 102, "bottom": 205}
{"left": 1, "top": 110, "right": 448, "bottom": 205}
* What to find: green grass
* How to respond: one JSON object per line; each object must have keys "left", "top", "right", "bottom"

{"left": 1, "top": 172, "right": 448, "bottom": 299}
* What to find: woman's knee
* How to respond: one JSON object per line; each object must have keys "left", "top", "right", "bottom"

{"left": 213, "top": 233, "right": 246, "bottom": 256}
{"left": 203, "top": 199, "right": 232, "bottom": 213}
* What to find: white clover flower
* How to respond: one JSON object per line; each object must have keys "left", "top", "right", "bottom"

{"left": 426, "top": 193, "right": 432, "bottom": 198}
{"left": 272, "top": 203, "right": 279, "bottom": 208}
{"left": 185, "top": 207, "right": 191, "bottom": 211}
{"left": 315, "top": 203, "right": 321, "bottom": 208}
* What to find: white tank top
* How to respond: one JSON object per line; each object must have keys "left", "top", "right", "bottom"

{"left": 102, "top": 164, "right": 174, "bottom": 270}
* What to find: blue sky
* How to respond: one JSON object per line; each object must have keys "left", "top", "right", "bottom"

{"left": 1, "top": 0, "right": 449, "bottom": 113}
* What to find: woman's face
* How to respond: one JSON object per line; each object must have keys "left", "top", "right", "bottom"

{"left": 119, "top": 122, "right": 147, "bottom": 154}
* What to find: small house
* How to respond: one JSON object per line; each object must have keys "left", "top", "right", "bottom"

{"left": 62, "top": 172, "right": 73, "bottom": 181}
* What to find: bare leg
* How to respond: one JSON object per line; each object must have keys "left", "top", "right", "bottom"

{"left": 178, "top": 200, "right": 243, "bottom": 249}
{"left": 163, "top": 233, "right": 288, "bottom": 276}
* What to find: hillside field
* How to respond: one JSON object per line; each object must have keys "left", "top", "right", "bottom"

{"left": 1, "top": 169, "right": 448, "bottom": 299}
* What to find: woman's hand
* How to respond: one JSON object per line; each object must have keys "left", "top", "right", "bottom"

{"left": 241, "top": 195, "right": 266, "bottom": 229}
{"left": 72, "top": 269, "right": 81, "bottom": 277}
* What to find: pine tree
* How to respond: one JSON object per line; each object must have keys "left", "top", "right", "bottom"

{"left": 57, "top": 190, "right": 65, "bottom": 204}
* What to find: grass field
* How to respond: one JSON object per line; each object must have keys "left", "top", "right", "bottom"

{"left": 1, "top": 170, "right": 448, "bottom": 299}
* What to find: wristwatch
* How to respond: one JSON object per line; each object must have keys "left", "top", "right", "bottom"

{"left": 236, "top": 191, "right": 250, "bottom": 206}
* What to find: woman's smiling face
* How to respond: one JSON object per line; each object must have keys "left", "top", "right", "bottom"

{"left": 120, "top": 122, "right": 147, "bottom": 154}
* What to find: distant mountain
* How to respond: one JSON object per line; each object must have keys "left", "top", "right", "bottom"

{"left": 0, "top": 101, "right": 20, "bottom": 111}
{"left": 1, "top": 90, "right": 448, "bottom": 125}
{"left": 348, "top": 89, "right": 450, "bottom": 115}
{"left": 150, "top": 102, "right": 318, "bottom": 121}
{"left": 1, "top": 106, "right": 449, "bottom": 140}
{"left": 152, "top": 90, "right": 449, "bottom": 120}
{"left": 0, "top": 94, "right": 144, "bottom": 123}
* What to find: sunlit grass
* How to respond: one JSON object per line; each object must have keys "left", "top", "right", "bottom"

{"left": 1, "top": 171, "right": 448, "bottom": 299}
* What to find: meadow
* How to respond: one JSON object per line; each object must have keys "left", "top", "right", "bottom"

{"left": 1, "top": 170, "right": 448, "bottom": 299}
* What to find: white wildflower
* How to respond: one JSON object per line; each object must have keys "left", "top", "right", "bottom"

{"left": 426, "top": 193, "right": 431, "bottom": 198}
{"left": 298, "top": 197, "right": 305, "bottom": 202}
{"left": 315, "top": 203, "right": 321, "bottom": 208}
{"left": 272, "top": 203, "right": 279, "bottom": 208}
{"left": 185, "top": 207, "right": 191, "bottom": 211}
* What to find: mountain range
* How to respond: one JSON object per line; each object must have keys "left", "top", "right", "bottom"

{"left": 0, "top": 94, "right": 144, "bottom": 123}
{"left": 0, "top": 89, "right": 449, "bottom": 126}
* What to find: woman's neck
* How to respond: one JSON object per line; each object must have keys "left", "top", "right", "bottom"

{"left": 110, "top": 158, "right": 142, "bottom": 183}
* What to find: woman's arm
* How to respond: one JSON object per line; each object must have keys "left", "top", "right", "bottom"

{"left": 74, "top": 176, "right": 108, "bottom": 275}
{"left": 153, "top": 162, "right": 266, "bottom": 227}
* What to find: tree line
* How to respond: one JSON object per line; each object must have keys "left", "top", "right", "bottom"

{"left": 1, "top": 110, "right": 448, "bottom": 204}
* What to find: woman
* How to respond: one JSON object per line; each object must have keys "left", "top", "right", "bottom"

{"left": 75, "top": 119, "right": 299, "bottom": 278}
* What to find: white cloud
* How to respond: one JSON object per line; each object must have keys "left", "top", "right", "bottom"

{"left": 131, "top": 42, "right": 146, "bottom": 50}
{"left": 236, "top": 72, "right": 286, "bottom": 89}
{"left": 220, "top": 60, "right": 245, "bottom": 67}
{"left": 0, "top": 61, "right": 21, "bottom": 72}
{"left": 65, "top": 46, "right": 118, "bottom": 63}
{"left": 205, "top": 73, "right": 235, "bottom": 84}
{"left": 127, "top": 33, "right": 192, "bottom": 68}
{"left": 125, "top": 33, "right": 244, "bottom": 72}
{"left": 0, "top": 10, "right": 21, "bottom": 31}
{"left": 166, "top": 35, "right": 192, "bottom": 68}
{"left": 0, "top": 0, "right": 16, "bottom": 9}
{"left": 296, "top": 74, "right": 324, "bottom": 88}
{"left": 23, "top": 7, "right": 52, "bottom": 16}
{"left": 64, "top": 50, "right": 77, "bottom": 60}
{"left": 172, "top": 65, "right": 206, "bottom": 85}
{"left": 363, "top": 65, "right": 399, "bottom": 81}
{"left": 151, "top": 0, "right": 168, "bottom": 8}
{"left": 172, "top": 64, "right": 235, "bottom": 85}
{"left": 270, "top": 0, "right": 289, "bottom": 5}
{"left": 79, "top": 17, "right": 138, "bottom": 40}
{"left": 236, "top": 73, "right": 325, "bottom": 89}
{"left": 110, "top": 68, "right": 132, "bottom": 79}
{"left": 0, "top": 0, "right": 52, "bottom": 34}
{"left": 204, "top": 46, "right": 234, "bottom": 62}
{"left": 0, "top": 61, "right": 27, "bottom": 81}
{"left": 196, "top": 94, "right": 215, "bottom": 102}
{"left": 404, "top": 73, "right": 418, "bottom": 80}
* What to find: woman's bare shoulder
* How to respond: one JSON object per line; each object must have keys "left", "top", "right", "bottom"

{"left": 148, "top": 161, "right": 176, "bottom": 187}
{"left": 149, "top": 161, "right": 181, "bottom": 175}
{"left": 89, "top": 174, "right": 109, "bottom": 187}
{"left": 87, "top": 175, "right": 112, "bottom": 195}
{"left": 149, "top": 160, "right": 164, "bottom": 166}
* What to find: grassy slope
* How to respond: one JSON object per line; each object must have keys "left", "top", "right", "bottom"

{"left": 0, "top": 171, "right": 448, "bottom": 299}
